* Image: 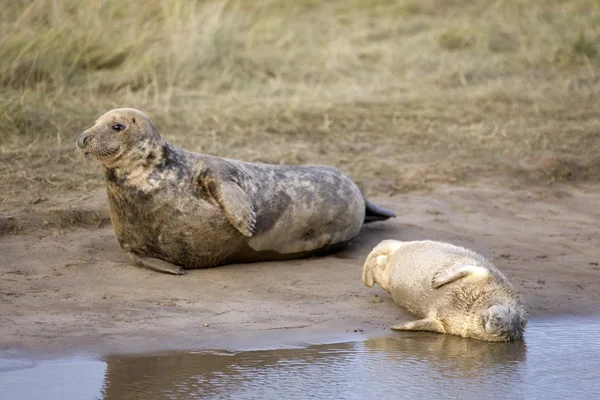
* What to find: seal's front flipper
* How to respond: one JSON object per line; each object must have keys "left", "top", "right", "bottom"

{"left": 127, "top": 253, "right": 185, "bottom": 275}
{"left": 195, "top": 162, "right": 256, "bottom": 238}
{"left": 210, "top": 180, "right": 256, "bottom": 238}
{"left": 391, "top": 318, "right": 445, "bottom": 333}
{"left": 432, "top": 264, "right": 490, "bottom": 289}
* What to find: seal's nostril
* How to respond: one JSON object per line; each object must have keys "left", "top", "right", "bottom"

{"left": 77, "top": 133, "right": 89, "bottom": 149}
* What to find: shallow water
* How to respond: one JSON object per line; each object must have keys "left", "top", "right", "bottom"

{"left": 1, "top": 317, "right": 600, "bottom": 400}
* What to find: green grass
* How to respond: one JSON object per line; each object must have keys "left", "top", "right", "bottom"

{"left": 1, "top": 0, "right": 599, "bottom": 206}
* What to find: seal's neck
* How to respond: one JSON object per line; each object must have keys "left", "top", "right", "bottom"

{"left": 102, "top": 140, "right": 176, "bottom": 188}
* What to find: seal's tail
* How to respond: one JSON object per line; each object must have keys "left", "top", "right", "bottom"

{"left": 364, "top": 199, "right": 396, "bottom": 223}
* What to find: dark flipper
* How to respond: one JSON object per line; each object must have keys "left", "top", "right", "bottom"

{"left": 364, "top": 199, "right": 396, "bottom": 223}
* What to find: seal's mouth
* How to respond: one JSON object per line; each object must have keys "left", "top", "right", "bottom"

{"left": 80, "top": 147, "right": 123, "bottom": 164}
{"left": 77, "top": 145, "right": 91, "bottom": 157}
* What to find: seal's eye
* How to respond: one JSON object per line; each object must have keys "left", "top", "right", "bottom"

{"left": 111, "top": 123, "right": 125, "bottom": 132}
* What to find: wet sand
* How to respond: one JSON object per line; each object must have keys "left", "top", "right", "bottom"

{"left": 1, "top": 181, "right": 599, "bottom": 356}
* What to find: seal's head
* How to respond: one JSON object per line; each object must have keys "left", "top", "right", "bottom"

{"left": 77, "top": 108, "right": 161, "bottom": 167}
{"left": 480, "top": 301, "right": 528, "bottom": 341}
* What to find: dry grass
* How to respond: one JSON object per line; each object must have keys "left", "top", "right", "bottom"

{"left": 1, "top": 0, "right": 599, "bottom": 211}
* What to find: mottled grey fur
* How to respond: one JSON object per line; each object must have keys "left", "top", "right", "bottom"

{"left": 77, "top": 108, "right": 395, "bottom": 275}
{"left": 362, "top": 240, "right": 527, "bottom": 341}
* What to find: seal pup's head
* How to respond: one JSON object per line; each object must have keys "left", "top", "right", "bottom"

{"left": 77, "top": 108, "right": 162, "bottom": 168}
{"left": 478, "top": 299, "right": 528, "bottom": 342}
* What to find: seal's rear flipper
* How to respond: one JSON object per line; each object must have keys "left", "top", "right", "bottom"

{"left": 128, "top": 253, "right": 185, "bottom": 275}
{"left": 364, "top": 199, "right": 396, "bottom": 223}
{"left": 362, "top": 240, "right": 403, "bottom": 288}
{"left": 391, "top": 318, "right": 445, "bottom": 333}
{"left": 432, "top": 264, "right": 490, "bottom": 289}
{"left": 361, "top": 253, "right": 386, "bottom": 288}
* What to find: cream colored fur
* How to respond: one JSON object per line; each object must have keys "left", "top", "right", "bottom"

{"left": 362, "top": 240, "right": 528, "bottom": 341}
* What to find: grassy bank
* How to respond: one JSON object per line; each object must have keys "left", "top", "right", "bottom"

{"left": 0, "top": 0, "right": 599, "bottom": 202}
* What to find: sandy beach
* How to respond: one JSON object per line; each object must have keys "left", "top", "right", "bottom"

{"left": 1, "top": 179, "right": 598, "bottom": 356}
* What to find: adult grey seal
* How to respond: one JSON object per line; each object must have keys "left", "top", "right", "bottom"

{"left": 77, "top": 108, "right": 396, "bottom": 275}
{"left": 362, "top": 240, "right": 527, "bottom": 341}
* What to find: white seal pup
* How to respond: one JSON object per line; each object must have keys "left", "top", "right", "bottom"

{"left": 362, "top": 240, "right": 527, "bottom": 341}
{"left": 76, "top": 108, "right": 396, "bottom": 275}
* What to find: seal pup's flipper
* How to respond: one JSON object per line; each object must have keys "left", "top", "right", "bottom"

{"left": 362, "top": 254, "right": 388, "bottom": 288}
{"left": 391, "top": 318, "right": 445, "bottom": 333}
{"left": 364, "top": 199, "right": 396, "bottom": 223}
{"left": 362, "top": 240, "right": 404, "bottom": 289}
{"left": 128, "top": 253, "right": 185, "bottom": 275}
{"left": 432, "top": 264, "right": 490, "bottom": 289}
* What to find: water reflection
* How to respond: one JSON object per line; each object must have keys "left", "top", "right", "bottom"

{"left": 101, "top": 333, "right": 527, "bottom": 400}
{"left": 1, "top": 318, "right": 599, "bottom": 400}
{"left": 363, "top": 334, "right": 527, "bottom": 398}
{"left": 101, "top": 345, "right": 358, "bottom": 400}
